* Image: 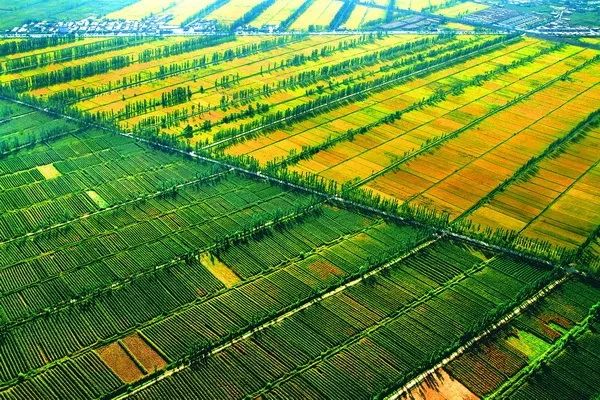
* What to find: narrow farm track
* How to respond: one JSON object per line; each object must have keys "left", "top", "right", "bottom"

{"left": 347, "top": 54, "right": 598, "bottom": 192}
{"left": 113, "top": 236, "right": 442, "bottom": 400}
{"left": 0, "top": 126, "right": 82, "bottom": 157}
{"left": 205, "top": 35, "right": 521, "bottom": 150}
{"left": 240, "top": 37, "right": 542, "bottom": 163}
{"left": 384, "top": 273, "right": 571, "bottom": 400}
{"left": 0, "top": 109, "right": 36, "bottom": 124}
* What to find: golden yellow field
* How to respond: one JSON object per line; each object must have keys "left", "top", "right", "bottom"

{"left": 205, "top": 0, "right": 265, "bottom": 25}
{"left": 344, "top": 5, "right": 386, "bottom": 29}
{"left": 249, "top": 0, "right": 302, "bottom": 28}
{"left": 169, "top": 0, "right": 219, "bottom": 25}
{"left": 107, "top": 0, "right": 174, "bottom": 20}
{"left": 290, "top": 0, "right": 344, "bottom": 30}
{"left": 395, "top": 0, "right": 449, "bottom": 11}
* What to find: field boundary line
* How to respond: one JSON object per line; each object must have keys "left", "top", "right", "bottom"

{"left": 204, "top": 34, "right": 521, "bottom": 150}
{"left": 347, "top": 52, "right": 598, "bottom": 191}
{"left": 0, "top": 95, "right": 561, "bottom": 268}
{"left": 384, "top": 274, "right": 571, "bottom": 400}
{"left": 0, "top": 109, "right": 36, "bottom": 124}
{"left": 0, "top": 129, "right": 79, "bottom": 157}
{"left": 114, "top": 236, "right": 441, "bottom": 400}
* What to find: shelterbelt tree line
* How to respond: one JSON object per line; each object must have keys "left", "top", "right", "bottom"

{"left": 0, "top": 29, "right": 598, "bottom": 400}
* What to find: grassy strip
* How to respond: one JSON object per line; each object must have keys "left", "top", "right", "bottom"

{"left": 488, "top": 301, "right": 600, "bottom": 399}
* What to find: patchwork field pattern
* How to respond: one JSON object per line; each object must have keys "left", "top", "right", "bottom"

{"left": 0, "top": 30, "right": 598, "bottom": 400}
{"left": 4, "top": 33, "right": 598, "bottom": 263}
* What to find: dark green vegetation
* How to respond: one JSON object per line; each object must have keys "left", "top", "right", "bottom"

{"left": 0, "top": 95, "right": 596, "bottom": 399}
{"left": 0, "top": 30, "right": 598, "bottom": 399}
{"left": 446, "top": 277, "right": 600, "bottom": 398}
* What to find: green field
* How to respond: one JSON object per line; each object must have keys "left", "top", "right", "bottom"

{"left": 0, "top": 8, "right": 598, "bottom": 400}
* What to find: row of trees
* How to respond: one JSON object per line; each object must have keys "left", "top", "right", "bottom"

{"left": 0, "top": 36, "right": 77, "bottom": 57}
{"left": 231, "top": 0, "right": 276, "bottom": 30}
{"left": 181, "top": 0, "right": 230, "bottom": 26}
{"left": 1, "top": 36, "right": 151, "bottom": 74}
{"left": 321, "top": 43, "right": 563, "bottom": 181}
{"left": 120, "top": 86, "right": 193, "bottom": 119}
{"left": 154, "top": 33, "right": 429, "bottom": 132}
{"left": 329, "top": 0, "right": 357, "bottom": 30}
{"left": 45, "top": 35, "right": 304, "bottom": 106}
{"left": 137, "top": 35, "right": 234, "bottom": 63}
{"left": 279, "top": 0, "right": 314, "bottom": 31}
{"left": 211, "top": 34, "right": 514, "bottom": 147}
{"left": 374, "top": 267, "right": 564, "bottom": 399}
{"left": 9, "top": 55, "right": 132, "bottom": 92}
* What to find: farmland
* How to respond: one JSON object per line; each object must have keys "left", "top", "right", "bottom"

{"left": 2, "top": 32, "right": 598, "bottom": 263}
{"left": 290, "top": 0, "right": 345, "bottom": 31}
{"left": 0, "top": 12, "right": 598, "bottom": 400}
{"left": 445, "top": 276, "right": 600, "bottom": 398}
{"left": 0, "top": 120, "right": 571, "bottom": 397}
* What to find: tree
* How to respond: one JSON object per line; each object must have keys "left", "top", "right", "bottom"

{"left": 182, "top": 125, "right": 194, "bottom": 139}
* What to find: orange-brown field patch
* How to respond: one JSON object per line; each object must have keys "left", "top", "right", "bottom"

{"left": 407, "top": 368, "right": 479, "bottom": 400}
{"left": 307, "top": 259, "right": 344, "bottom": 280}
{"left": 122, "top": 333, "right": 167, "bottom": 374}
{"left": 96, "top": 342, "right": 145, "bottom": 383}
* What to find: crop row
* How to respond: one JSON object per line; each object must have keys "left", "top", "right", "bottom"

{"left": 127, "top": 239, "right": 558, "bottom": 400}
{"left": 446, "top": 277, "right": 600, "bottom": 397}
